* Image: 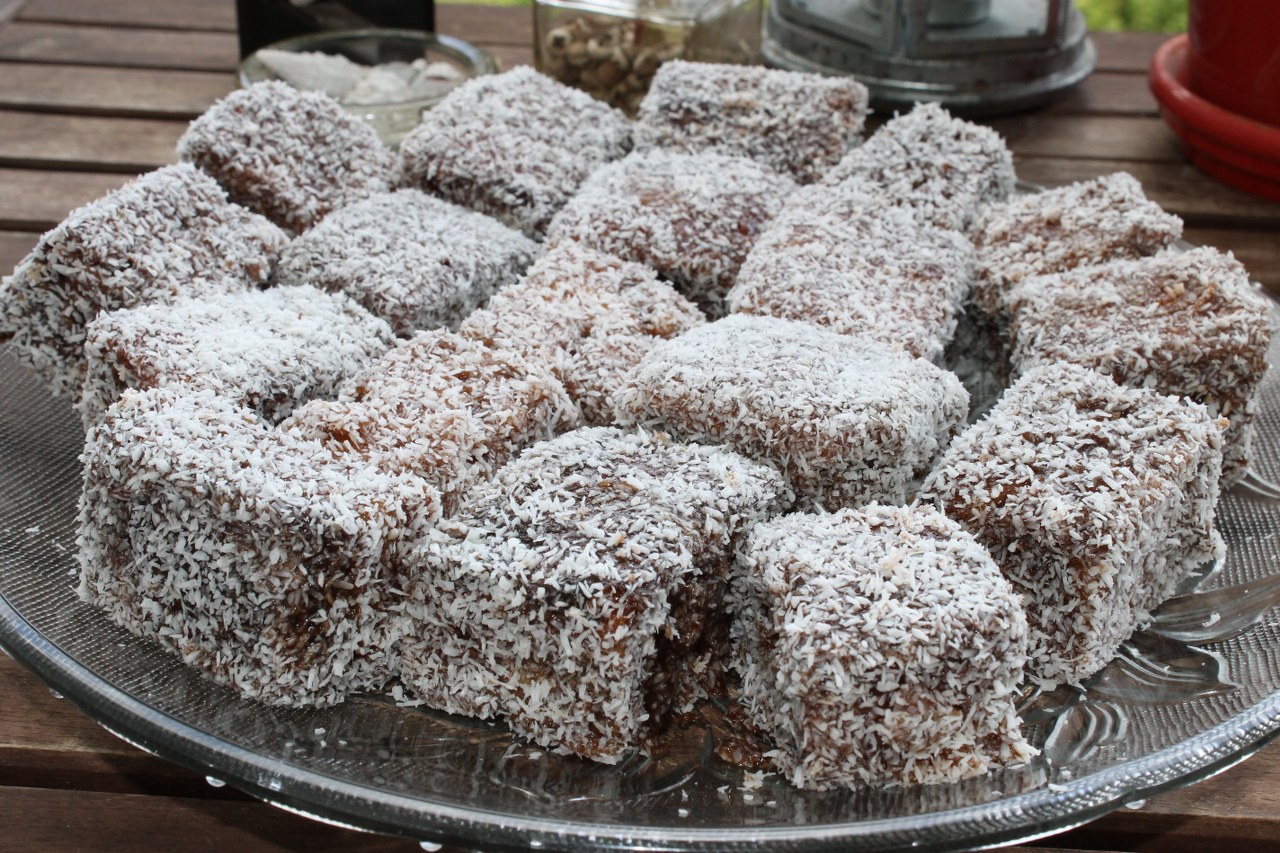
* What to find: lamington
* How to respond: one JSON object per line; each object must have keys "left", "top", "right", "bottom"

{"left": 970, "top": 171, "right": 1184, "bottom": 318}
{"left": 178, "top": 80, "right": 395, "bottom": 234}
{"left": 78, "top": 285, "right": 396, "bottom": 429}
{"left": 281, "top": 330, "right": 578, "bottom": 512}
{"left": 0, "top": 163, "right": 288, "bottom": 400}
{"left": 398, "top": 66, "right": 632, "bottom": 240}
{"left": 633, "top": 60, "right": 869, "bottom": 184}
{"left": 78, "top": 386, "right": 442, "bottom": 707}
{"left": 821, "top": 102, "right": 1015, "bottom": 232}
{"left": 398, "top": 426, "right": 790, "bottom": 763}
{"left": 547, "top": 150, "right": 795, "bottom": 317}
{"left": 614, "top": 315, "right": 970, "bottom": 509}
{"left": 920, "top": 362, "right": 1227, "bottom": 686}
{"left": 1009, "top": 247, "right": 1272, "bottom": 483}
{"left": 459, "top": 243, "right": 704, "bottom": 424}
{"left": 273, "top": 189, "right": 540, "bottom": 336}
{"left": 732, "top": 504, "right": 1035, "bottom": 790}
{"left": 728, "top": 181, "right": 975, "bottom": 362}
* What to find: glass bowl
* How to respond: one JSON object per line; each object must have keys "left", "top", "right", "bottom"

{"left": 533, "top": 0, "right": 764, "bottom": 115}
{"left": 238, "top": 29, "right": 497, "bottom": 146}
{"left": 2, "top": 294, "right": 1279, "bottom": 850}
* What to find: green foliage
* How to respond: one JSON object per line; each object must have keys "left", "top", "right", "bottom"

{"left": 1075, "top": 0, "right": 1187, "bottom": 32}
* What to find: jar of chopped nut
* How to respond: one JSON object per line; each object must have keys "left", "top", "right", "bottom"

{"left": 534, "top": 0, "right": 763, "bottom": 115}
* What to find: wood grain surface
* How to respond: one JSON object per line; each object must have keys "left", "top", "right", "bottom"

{"left": 1, "top": 2, "right": 1279, "bottom": 852}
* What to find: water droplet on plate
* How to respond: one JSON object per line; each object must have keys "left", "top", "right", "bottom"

{"left": 1125, "top": 798, "right": 1147, "bottom": 810}
{"left": 205, "top": 775, "right": 226, "bottom": 788}
{"left": 418, "top": 842, "right": 442, "bottom": 852}
{"left": 48, "top": 688, "right": 63, "bottom": 700}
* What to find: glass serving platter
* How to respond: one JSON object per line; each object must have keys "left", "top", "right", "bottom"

{"left": 1, "top": 301, "right": 1279, "bottom": 852}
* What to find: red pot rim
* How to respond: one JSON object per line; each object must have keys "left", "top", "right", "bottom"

{"left": 1149, "top": 34, "right": 1280, "bottom": 165}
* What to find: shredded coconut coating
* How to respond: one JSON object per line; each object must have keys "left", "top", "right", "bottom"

{"left": 78, "top": 285, "right": 396, "bottom": 430}
{"left": 282, "top": 330, "right": 578, "bottom": 512}
{"left": 178, "top": 80, "right": 395, "bottom": 234}
{"left": 1009, "top": 247, "right": 1273, "bottom": 484}
{"left": 821, "top": 102, "right": 1014, "bottom": 231}
{"left": 732, "top": 504, "right": 1035, "bottom": 790}
{"left": 971, "top": 172, "right": 1184, "bottom": 317}
{"left": 77, "top": 386, "right": 442, "bottom": 707}
{"left": 398, "top": 66, "right": 633, "bottom": 239}
{"left": 0, "top": 163, "right": 287, "bottom": 400}
{"left": 614, "top": 315, "right": 970, "bottom": 509}
{"left": 398, "top": 426, "right": 790, "bottom": 763}
{"left": 728, "top": 181, "right": 975, "bottom": 362}
{"left": 920, "top": 363, "right": 1227, "bottom": 686}
{"left": 547, "top": 150, "right": 796, "bottom": 318}
{"left": 459, "top": 243, "right": 704, "bottom": 424}
{"left": 633, "top": 61, "right": 868, "bottom": 184}
{"left": 273, "top": 189, "right": 540, "bottom": 336}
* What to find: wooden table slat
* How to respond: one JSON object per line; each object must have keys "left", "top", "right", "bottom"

{"left": 15, "top": 0, "right": 535, "bottom": 44}
{"left": 0, "top": 21, "right": 240, "bottom": 71}
{"left": 1091, "top": 30, "right": 1170, "bottom": 74}
{"left": 17, "top": 0, "right": 237, "bottom": 32}
{"left": 0, "top": 230, "right": 37, "bottom": 269}
{"left": 0, "top": 784, "right": 420, "bottom": 852}
{"left": 1047, "top": 70, "right": 1161, "bottom": 117}
{"left": 990, "top": 113, "right": 1184, "bottom": 164}
{"left": 0, "top": 167, "right": 135, "bottom": 231}
{"left": 436, "top": 4, "right": 532, "bottom": 47}
{"left": 0, "top": 24, "right": 532, "bottom": 79}
{"left": 0, "top": 63, "right": 233, "bottom": 119}
{"left": 0, "top": 109, "right": 182, "bottom": 173}
{"left": 1058, "top": 812, "right": 1280, "bottom": 851}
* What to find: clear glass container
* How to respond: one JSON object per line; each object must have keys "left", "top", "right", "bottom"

{"left": 534, "top": 0, "right": 763, "bottom": 115}
{"left": 239, "top": 29, "right": 496, "bottom": 146}
{"left": 763, "top": 0, "right": 1094, "bottom": 113}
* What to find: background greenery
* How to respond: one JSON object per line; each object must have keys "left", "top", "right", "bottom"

{"left": 1075, "top": 0, "right": 1186, "bottom": 31}
{"left": 438, "top": 0, "right": 1190, "bottom": 33}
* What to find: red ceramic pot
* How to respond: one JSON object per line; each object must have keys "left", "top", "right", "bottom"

{"left": 1187, "top": 0, "right": 1280, "bottom": 129}
{"left": 1151, "top": 34, "right": 1280, "bottom": 202}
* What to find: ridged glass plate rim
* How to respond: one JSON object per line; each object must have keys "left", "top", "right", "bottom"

{"left": 3, "top": 595, "right": 1279, "bottom": 851}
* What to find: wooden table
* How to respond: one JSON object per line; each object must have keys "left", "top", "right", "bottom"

{"left": 1, "top": 2, "right": 1278, "bottom": 850}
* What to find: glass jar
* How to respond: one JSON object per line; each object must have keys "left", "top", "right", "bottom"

{"left": 534, "top": 0, "right": 763, "bottom": 115}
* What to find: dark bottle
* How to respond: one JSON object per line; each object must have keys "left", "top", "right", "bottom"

{"left": 235, "top": 1, "right": 437, "bottom": 58}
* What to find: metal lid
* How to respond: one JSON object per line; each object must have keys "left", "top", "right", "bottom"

{"left": 763, "top": 0, "right": 1097, "bottom": 115}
